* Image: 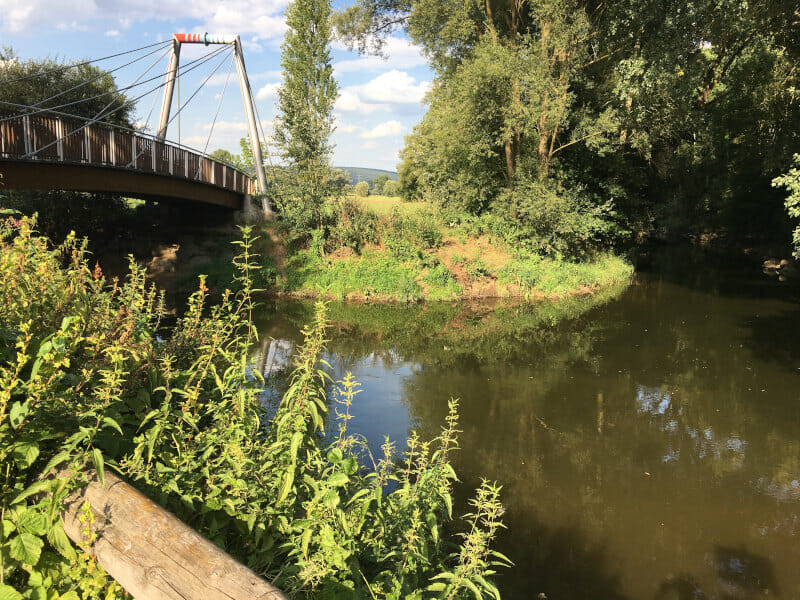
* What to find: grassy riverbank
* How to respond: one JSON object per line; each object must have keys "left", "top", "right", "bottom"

{"left": 270, "top": 197, "right": 632, "bottom": 302}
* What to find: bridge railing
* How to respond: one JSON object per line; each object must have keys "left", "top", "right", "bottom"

{"left": 0, "top": 114, "right": 255, "bottom": 196}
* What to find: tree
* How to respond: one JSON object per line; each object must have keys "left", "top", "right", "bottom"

{"left": 371, "top": 174, "right": 389, "bottom": 193}
{"left": 382, "top": 179, "right": 400, "bottom": 196}
{"left": 339, "top": 0, "right": 621, "bottom": 253}
{"left": 354, "top": 181, "right": 370, "bottom": 197}
{"left": 337, "top": 0, "right": 800, "bottom": 244}
{"left": 0, "top": 47, "right": 134, "bottom": 127}
{"left": 274, "top": 0, "right": 339, "bottom": 232}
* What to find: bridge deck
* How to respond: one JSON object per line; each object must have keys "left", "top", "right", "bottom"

{"left": 0, "top": 115, "right": 254, "bottom": 208}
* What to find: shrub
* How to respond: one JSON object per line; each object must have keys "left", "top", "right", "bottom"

{"left": 0, "top": 218, "right": 509, "bottom": 598}
{"left": 327, "top": 196, "right": 379, "bottom": 253}
{"left": 382, "top": 179, "right": 400, "bottom": 197}
{"left": 773, "top": 154, "right": 800, "bottom": 258}
{"left": 354, "top": 181, "right": 370, "bottom": 197}
{"left": 383, "top": 208, "right": 443, "bottom": 260}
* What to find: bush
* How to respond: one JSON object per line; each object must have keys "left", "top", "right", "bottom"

{"left": 494, "top": 178, "right": 622, "bottom": 258}
{"left": 773, "top": 154, "right": 800, "bottom": 258}
{"left": 382, "top": 179, "right": 400, "bottom": 197}
{"left": 0, "top": 218, "right": 508, "bottom": 598}
{"left": 354, "top": 181, "right": 370, "bottom": 197}
{"left": 327, "top": 197, "right": 379, "bottom": 254}
{"left": 383, "top": 208, "right": 443, "bottom": 260}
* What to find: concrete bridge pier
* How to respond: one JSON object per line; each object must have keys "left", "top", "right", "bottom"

{"left": 236, "top": 194, "right": 276, "bottom": 224}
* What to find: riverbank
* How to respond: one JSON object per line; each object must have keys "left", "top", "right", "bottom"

{"left": 276, "top": 236, "right": 632, "bottom": 302}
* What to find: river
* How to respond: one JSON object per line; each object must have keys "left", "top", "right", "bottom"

{"left": 252, "top": 247, "right": 800, "bottom": 599}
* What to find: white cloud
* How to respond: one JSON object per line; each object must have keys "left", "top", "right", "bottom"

{"left": 360, "top": 120, "right": 404, "bottom": 139}
{"left": 0, "top": 0, "right": 289, "bottom": 39}
{"left": 334, "top": 70, "right": 429, "bottom": 116}
{"left": 361, "top": 141, "right": 377, "bottom": 150}
{"left": 105, "top": 28, "right": 120, "bottom": 37}
{"left": 334, "top": 37, "right": 426, "bottom": 73}
{"left": 335, "top": 89, "right": 389, "bottom": 114}
{"left": 335, "top": 120, "right": 362, "bottom": 134}
{"left": 359, "top": 70, "right": 430, "bottom": 104}
{"left": 256, "top": 82, "right": 280, "bottom": 101}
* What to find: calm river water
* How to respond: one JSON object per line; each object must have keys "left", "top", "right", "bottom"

{"left": 253, "top": 247, "right": 800, "bottom": 599}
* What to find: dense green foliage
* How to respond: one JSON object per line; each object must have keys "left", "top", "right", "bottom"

{"left": 773, "top": 155, "right": 800, "bottom": 258}
{"left": 354, "top": 181, "right": 370, "bottom": 198}
{"left": 0, "top": 218, "right": 509, "bottom": 598}
{"left": 279, "top": 202, "right": 632, "bottom": 301}
{"left": 274, "top": 0, "right": 340, "bottom": 235}
{"left": 0, "top": 48, "right": 134, "bottom": 126}
{"left": 337, "top": 0, "right": 800, "bottom": 244}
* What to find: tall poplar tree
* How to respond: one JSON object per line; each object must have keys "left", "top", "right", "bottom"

{"left": 274, "top": 0, "right": 339, "bottom": 230}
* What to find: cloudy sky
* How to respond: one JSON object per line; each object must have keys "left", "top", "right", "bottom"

{"left": 0, "top": 0, "right": 432, "bottom": 171}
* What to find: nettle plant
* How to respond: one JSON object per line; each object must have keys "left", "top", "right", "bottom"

{"left": 0, "top": 216, "right": 509, "bottom": 599}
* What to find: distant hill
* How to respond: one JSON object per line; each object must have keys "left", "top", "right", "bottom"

{"left": 336, "top": 167, "right": 398, "bottom": 185}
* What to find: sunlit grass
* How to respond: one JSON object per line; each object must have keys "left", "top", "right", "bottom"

{"left": 346, "top": 194, "right": 426, "bottom": 217}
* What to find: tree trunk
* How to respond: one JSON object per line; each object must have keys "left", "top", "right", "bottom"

{"left": 62, "top": 469, "right": 287, "bottom": 600}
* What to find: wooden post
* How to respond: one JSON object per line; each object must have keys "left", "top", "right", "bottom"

{"left": 61, "top": 470, "right": 288, "bottom": 600}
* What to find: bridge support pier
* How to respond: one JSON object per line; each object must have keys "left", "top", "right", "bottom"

{"left": 236, "top": 194, "right": 275, "bottom": 224}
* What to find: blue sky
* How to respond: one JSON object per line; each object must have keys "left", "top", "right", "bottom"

{"left": 0, "top": 0, "right": 432, "bottom": 171}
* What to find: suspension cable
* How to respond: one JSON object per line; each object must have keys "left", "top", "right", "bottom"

{"left": 18, "top": 47, "right": 231, "bottom": 159}
{"left": 195, "top": 52, "right": 235, "bottom": 176}
{"left": 0, "top": 45, "right": 228, "bottom": 124}
{"left": 0, "top": 40, "right": 171, "bottom": 86}
{"left": 164, "top": 46, "right": 233, "bottom": 130}
{"left": 24, "top": 42, "right": 170, "bottom": 111}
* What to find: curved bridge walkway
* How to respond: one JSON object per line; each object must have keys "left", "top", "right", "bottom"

{"left": 0, "top": 114, "right": 254, "bottom": 209}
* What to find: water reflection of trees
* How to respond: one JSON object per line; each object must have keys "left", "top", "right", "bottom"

{"left": 253, "top": 275, "right": 800, "bottom": 599}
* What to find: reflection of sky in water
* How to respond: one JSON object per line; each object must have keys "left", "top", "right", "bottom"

{"left": 256, "top": 340, "right": 417, "bottom": 458}
{"left": 635, "top": 385, "right": 748, "bottom": 469}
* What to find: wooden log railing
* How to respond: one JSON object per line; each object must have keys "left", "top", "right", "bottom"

{"left": 62, "top": 469, "right": 287, "bottom": 600}
{"left": 0, "top": 114, "right": 255, "bottom": 196}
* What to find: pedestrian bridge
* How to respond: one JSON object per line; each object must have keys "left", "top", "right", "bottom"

{"left": 0, "top": 114, "right": 254, "bottom": 209}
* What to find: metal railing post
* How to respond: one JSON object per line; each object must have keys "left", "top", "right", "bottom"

{"left": 22, "top": 115, "right": 32, "bottom": 157}
{"left": 56, "top": 119, "right": 64, "bottom": 161}
{"left": 109, "top": 130, "right": 116, "bottom": 165}
{"left": 84, "top": 127, "right": 91, "bottom": 163}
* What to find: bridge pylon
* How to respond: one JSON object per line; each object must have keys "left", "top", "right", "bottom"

{"left": 157, "top": 33, "right": 273, "bottom": 218}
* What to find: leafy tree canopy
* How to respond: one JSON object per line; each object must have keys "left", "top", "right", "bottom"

{"left": 0, "top": 47, "right": 134, "bottom": 127}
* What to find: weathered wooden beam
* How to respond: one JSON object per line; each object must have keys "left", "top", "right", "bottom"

{"left": 62, "top": 469, "right": 288, "bottom": 600}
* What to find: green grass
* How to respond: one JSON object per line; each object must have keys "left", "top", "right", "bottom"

{"left": 498, "top": 252, "right": 632, "bottom": 296}
{"left": 347, "top": 194, "right": 426, "bottom": 217}
{"left": 282, "top": 248, "right": 423, "bottom": 302}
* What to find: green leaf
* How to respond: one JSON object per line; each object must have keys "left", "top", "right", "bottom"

{"left": 326, "top": 447, "right": 343, "bottom": 464}
{"left": 8, "top": 401, "right": 28, "bottom": 428}
{"left": 322, "top": 489, "right": 340, "bottom": 509}
{"left": 101, "top": 417, "right": 123, "bottom": 435}
{"left": 91, "top": 448, "right": 104, "bottom": 487}
{"left": 16, "top": 510, "right": 46, "bottom": 536}
{"left": 277, "top": 470, "right": 294, "bottom": 504}
{"left": 42, "top": 451, "right": 71, "bottom": 475}
{"left": 2, "top": 519, "right": 14, "bottom": 537}
{"left": 425, "top": 582, "right": 447, "bottom": 592}
{"left": 11, "top": 479, "right": 52, "bottom": 506}
{"left": 9, "top": 532, "right": 43, "bottom": 565}
{"left": 0, "top": 584, "right": 23, "bottom": 600}
{"left": 327, "top": 472, "right": 349, "bottom": 487}
{"left": 341, "top": 456, "right": 358, "bottom": 476}
{"left": 11, "top": 442, "right": 39, "bottom": 469}
{"left": 47, "top": 519, "right": 77, "bottom": 562}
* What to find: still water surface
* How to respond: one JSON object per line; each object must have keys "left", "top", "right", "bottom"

{"left": 254, "top": 248, "right": 800, "bottom": 599}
